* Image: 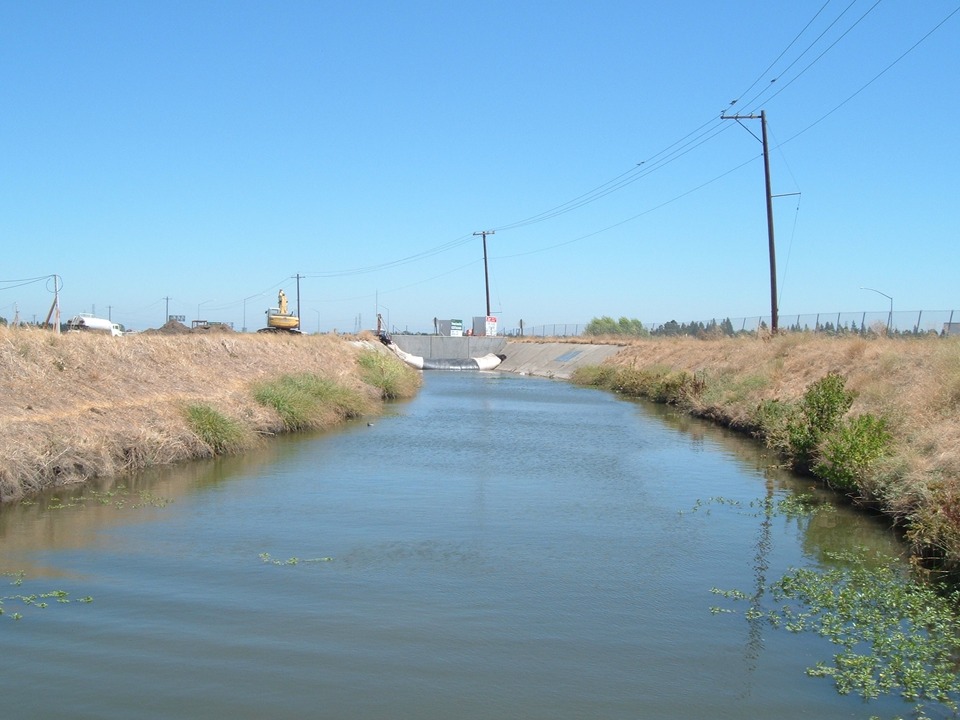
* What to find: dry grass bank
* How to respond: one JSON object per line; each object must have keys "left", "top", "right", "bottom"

{"left": 0, "top": 327, "right": 418, "bottom": 502}
{"left": 597, "top": 333, "right": 960, "bottom": 564}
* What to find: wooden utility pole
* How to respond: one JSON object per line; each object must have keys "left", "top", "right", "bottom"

{"left": 721, "top": 110, "right": 779, "bottom": 333}
{"left": 292, "top": 273, "right": 303, "bottom": 329}
{"left": 473, "top": 230, "right": 495, "bottom": 316}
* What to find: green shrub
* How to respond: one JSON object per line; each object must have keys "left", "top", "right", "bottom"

{"left": 356, "top": 350, "right": 420, "bottom": 399}
{"left": 814, "top": 413, "right": 891, "bottom": 492}
{"left": 253, "top": 373, "right": 368, "bottom": 431}
{"left": 787, "top": 372, "right": 855, "bottom": 471}
{"left": 184, "top": 404, "right": 248, "bottom": 455}
{"left": 753, "top": 398, "right": 799, "bottom": 453}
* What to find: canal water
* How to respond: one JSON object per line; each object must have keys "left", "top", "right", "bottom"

{"left": 1, "top": 372, "right": 912, "bottom": 719}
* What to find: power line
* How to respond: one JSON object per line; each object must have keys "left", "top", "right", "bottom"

{"left": 287, "top": 2, "right": 956, "bottom": 293}
{"left": 730, "top": 0, "right": 833, "bottom": 107}
{"left": 744, "top": 0, "right": 883, "bottom": 113}
{"left": 778, "top": 4, "right": 960, "bottom": 146}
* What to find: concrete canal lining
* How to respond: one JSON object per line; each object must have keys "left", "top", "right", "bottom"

{"left": 496, "top": 342, "right": 623, "bottom": 379}
{"left": 388, "top": 336, "right": 623, "bottom": 379}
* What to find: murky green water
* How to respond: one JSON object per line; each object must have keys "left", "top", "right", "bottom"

{"left": 1, "top": 372, "right": 913, "bottom": 719}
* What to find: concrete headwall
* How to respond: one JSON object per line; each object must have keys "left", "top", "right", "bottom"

{"left": 389, "top": 336, "right": 623, "bottom": 379}
{"left": 390, "top": 335, "right": 507, "bottom": 359}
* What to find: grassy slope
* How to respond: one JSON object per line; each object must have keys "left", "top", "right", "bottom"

{"left": 0, "top": 327, "right": 418, "bottom": 502}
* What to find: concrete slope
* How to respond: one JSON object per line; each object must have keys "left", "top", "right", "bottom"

{"left": 499, "top": 342, "right": 624, "bottom": 379}
{"left": 387, "top": 336, "right": 623, "bottom": 379}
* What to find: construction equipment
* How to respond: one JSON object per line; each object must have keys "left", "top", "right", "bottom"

{"left": 259, "top": 289, "right": 301, "bottom": 333}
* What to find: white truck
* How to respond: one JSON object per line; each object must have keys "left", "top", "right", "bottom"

{"left": 67, "top": 314, "right": 123, "bottom": 336}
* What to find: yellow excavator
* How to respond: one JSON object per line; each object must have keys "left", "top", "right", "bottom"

{"left": 259, "top": 289, "right": 301, "bottom": 333}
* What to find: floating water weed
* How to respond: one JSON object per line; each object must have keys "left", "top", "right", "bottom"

{"left": 37, "top": 486, "right": 172, "bottom": 512}
{"left": 684, "top": 494, "right": 829, "bottom": 519}
{"left": 712, "top": 550, "right": 960, "bottom": 718}
{"left": 1, "top": 572, "right": 92, "bottom": 621}
{"left": 692, "top": 495, "right": 959, "bottom": 717}
{"left": 258, "top": 552, "right": 333, "bottom": 566}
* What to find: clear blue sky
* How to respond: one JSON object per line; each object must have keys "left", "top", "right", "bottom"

{"left": 3, "top": 1, "right": 958, "bottom": 333}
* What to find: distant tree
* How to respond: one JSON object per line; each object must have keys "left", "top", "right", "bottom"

{"left": 0, "top": 316, "right": 7, "bottom": 327}
{"left": 657, "top": 320, "right": 681, "bottom": 336}
{"left": 584, "top": 316, "right": 617, "bottom": 335}
{"left": 584, "top": 316, "right": 648, "bottom": 337}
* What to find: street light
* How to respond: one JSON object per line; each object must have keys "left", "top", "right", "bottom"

{"left": 860, "top": 287, "right": 893, "bottom": 333}
{"left": 242, "top": 293, "right": 264, "bottom": 333}
{"left": 197, "top": 299, "right": 214, "bottom": 325}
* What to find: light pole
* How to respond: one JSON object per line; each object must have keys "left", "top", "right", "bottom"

{"left": 242, "top": 293, "right": 263, "bottom": 333}
{"left": 197, "top": 299, "right": 214, "bottom": 325}
{"left": 860, "top": 287, "right": 893, "bottom": 333}
{"left": 313, "top": 309, "right": 321, "bottom": 334}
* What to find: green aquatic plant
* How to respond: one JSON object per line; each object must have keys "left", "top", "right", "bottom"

{"left": 712, "top": 550, "right": 960, "bottom": 718}
{"left": 684, "top": 493, "right": 831, "bottom": 520}
{"left": 36, "top": 486, "right": 171, "bottom": 511}
{"left": 1, "top": 572, "right": 92, "bottom": 621}
{"left": 258, "top": 552, "right": 333, "bottom": 566}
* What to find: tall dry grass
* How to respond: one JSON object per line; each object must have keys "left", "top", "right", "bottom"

{"left": 0, "top": 327, "right": 417, "bottom": 502}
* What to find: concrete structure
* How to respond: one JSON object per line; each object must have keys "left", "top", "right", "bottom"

{"left": 389, "top": 335, "right": 506, "bottom": 360}
{"left": 496, "top": 342, "right": 623, "bottom": 379}
{"left": 389, "top": 336, "right": 623, "bottom": 379}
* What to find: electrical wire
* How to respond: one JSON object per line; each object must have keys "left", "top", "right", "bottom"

{"left": 0, "top": 275, "right": 55, "bottom": 291}
{"left": 494, "top": 154, "right": 762, "bottom": 260}
{"left": 745, "top": 0, "right": 883, "bottom": 113}
{"left": 275, "top": 2, "right": 955, "bottom": 292}
{"left": 778, "top": 4, "right": 960, "bottom": 146}
{"left": 730, "top": 0, "right": 833, "bottom": 107}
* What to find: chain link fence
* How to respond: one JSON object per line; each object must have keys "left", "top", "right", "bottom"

{"left": 512, "top": 310, "right": 960, "bottom": 338}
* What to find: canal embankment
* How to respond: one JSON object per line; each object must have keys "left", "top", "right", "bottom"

{"left": 3, "top": 325, "right": 959, "bottom": 570}
{"left": 0, "top": 326, "right": 420, "bottom": 503}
